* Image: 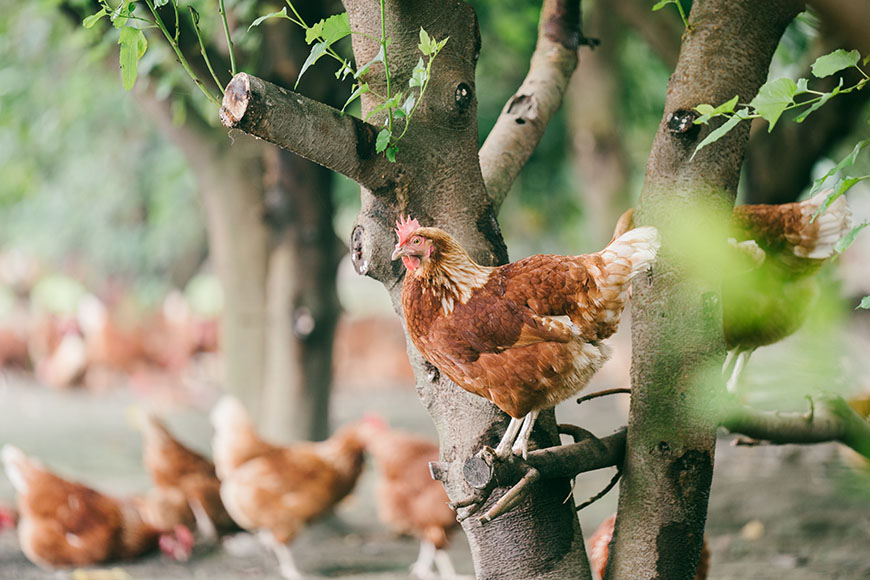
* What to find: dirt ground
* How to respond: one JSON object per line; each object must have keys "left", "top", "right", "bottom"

{"left": 1, "top": 364, "right": 869, "bottom": 580}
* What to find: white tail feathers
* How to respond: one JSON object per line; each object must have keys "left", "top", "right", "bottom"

{"left": 795, "top": 191, "right": 852, "bottom": 260}
{"left": 601, "top": 226, "right": 660, "bottom": 279}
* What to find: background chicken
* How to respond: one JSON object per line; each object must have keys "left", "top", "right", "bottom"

{"left": 359, "top": 417, "right": 461, "bottom": 579}
{"left": 132, "top": 408, "right": 236, "bottom": 540}
{"left": 392, "top": 217, "right": 658, "bottom": 457}
{"left": 721, "top": 191, "right": 852, "bottom": 392}
{"left": 587, "top": 513, "right": 710, "bottom": 580}
{"left": 0, "top": 444, "right": 176, "bottom": 568}
{"left": 210, "top": 396, "right": 366, "bottom": 579}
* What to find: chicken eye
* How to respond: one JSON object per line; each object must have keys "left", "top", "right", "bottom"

{"left": 412, "top": 238, "right": 421, "bottom": 245}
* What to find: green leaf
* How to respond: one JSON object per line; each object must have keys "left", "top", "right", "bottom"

{"left": 118, "top": 27, "right": 147, "bottom": 91}
{"left": 341, "top": 83, "right": 369, "bottom": 113}
{"left": 694, "top": 95, "right": 738, "bottom": 125}
{"left": 652, "top": 0, "right": 674, "bottom": 10}
{"left": 320, "top": 12, "right": 350, "bottom": 44}
{"left": 248, "top": 7, "right": 292, "bottom": 31}
{"left": 418, "top": 28, "right": 432, "bottom": 55}
{"left": 813, "top": 176, "right": 869, "bottom": 221}
{"left": 811, "top": 139, "right": 870, "bottom": 193}
{"left": 111, "top": 2, "right": 135, "bottom": 29}
{"left": 691, "top": 108, "right": 749, "bottom": 160}
{"left": 793, "top": 78, "right": 842, "bottom": 123}
{"left": 858, "top": 296, "right": 870, "bottom": 310}
{"left": 154, "top": 0, "right": 169, "bottom": 7}
{"left": 305, "top": 20, "right": 323, "bottom": 44}
{"left": 750, "top": 77, "right": 797, "bottom": 131}
{"left": 835, "top": 222, "right": 868, "bottom": 254}
{"left": 335, "top": 61, "right": 354, "bottom": 81}
{"left": 811, "top": 49, "right": 860, "bottom": 78}
{"left": 83, "top": 8, "right": 107, "bottom": 29}
{"left": 401, "top": 93, "right": 416, "bottom": 116}
{"left": 375, "top": 128, "right": 390, "bottom": 153}
{"left": 435, "top": 37, "right": 449, "bottom": 54}
{"left": 296, "top": 41, "right": 328, "bottom": 89}
{"left": 409, "top": 57, "right": 426, "bottom": 88}
{"left": 385, "top": 145, "right": 399, "bottom": 163}
{"left": 354, "top": 46, "right": 384, "bottom": 80}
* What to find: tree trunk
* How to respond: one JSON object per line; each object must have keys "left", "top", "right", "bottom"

{"left": 608, "top": 1, "right": 803, "bottom": 579}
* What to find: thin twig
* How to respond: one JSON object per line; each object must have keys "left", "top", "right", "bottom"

{"left": 576, "top": 466, "right": 622, "bottom": 511}
{"left": 218, "top": 0, "right": 236, "bottom": 76}
{"left": 577, "top": 388, "right": 631, "bottom": 405}
{"left": 189, "top": 7, "right": 224, "bottom": 94}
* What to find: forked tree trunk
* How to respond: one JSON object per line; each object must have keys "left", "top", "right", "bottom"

{"left": 607, "top": 1, "right": 803, "bottom": 579}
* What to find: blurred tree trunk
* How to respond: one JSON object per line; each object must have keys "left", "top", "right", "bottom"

{"left": 566, "top": 2, "right": 630, "bottom": 245}
{"left": 70, "top": 0, "right": 345, "bottom": 442}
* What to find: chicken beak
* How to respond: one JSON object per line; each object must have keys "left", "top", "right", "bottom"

{"left": 391, "top": 245, "right": 405, "bottom": 261}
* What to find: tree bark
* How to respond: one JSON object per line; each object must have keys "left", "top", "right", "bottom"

{"left": 222, "top": 0, "right": 594, "bottom": 576}
{"left": 608, "top": 1, "right": 803, "bottom": 579}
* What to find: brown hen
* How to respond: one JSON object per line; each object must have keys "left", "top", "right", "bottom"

{"left": 1, "top": 444, "right": 164, "bottom": 568}
{"left": 359, "top": 417, "right": 461, "bottom": 579}
{"left": 133, "top": 409, "right": 236, "bottom": 540}
{"left": 210, "top": 396, "right": 366, "bottom": 579}
{"left": 392, "top": 217, "right": 658, "bottom": 457}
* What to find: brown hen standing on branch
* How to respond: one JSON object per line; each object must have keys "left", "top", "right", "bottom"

{"left": 210, "top": 396, "right": 366, "bottom": 580}
{"left": 359, "top": 416, "right": 462, "bottom": 579}
{"left": 0, "top": 444, "right": 190, "bottom": 568}
{"left": 392, "top": 217, "right": 659, "bottom": 458}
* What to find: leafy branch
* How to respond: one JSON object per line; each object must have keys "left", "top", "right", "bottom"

{"left": 83, "top": 0, "right": 236, "bottom": 107}
{"left": 249, "top": 1, "right": 447, "bottom": 162}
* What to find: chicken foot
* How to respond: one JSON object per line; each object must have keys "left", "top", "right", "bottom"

{"left": 259, "top": 531, "right": 302, "bottom": 580}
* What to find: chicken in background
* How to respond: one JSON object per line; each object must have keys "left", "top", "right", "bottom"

{"left": 29, "top": 313, "right": 87, "bottom": 389}
{"left": 131, "top": 407, "right": 236, "bottom": 540}
{"left": 392, "top": 216, "right": 659, "bottom": 458}
{"left": 587, "top": 513, "right": 710, "bottom": 580}
{"left": 358, "top": 416, "right": 463, "bottom": 579}
{"left": 210, "top": 396, "right": 366, "bottom": 579}
{"left": 0, "top": 444, "right": 192, "bottom": 568}
{"left": 77, "top": 293, "right": 150, "bottom": 379}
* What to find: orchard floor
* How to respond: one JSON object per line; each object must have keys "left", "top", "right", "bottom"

{"left": 1, "top": 370, "right": 869, "bottom": 580}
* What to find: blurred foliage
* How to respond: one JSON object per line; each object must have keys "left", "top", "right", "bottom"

{"left": 0, "top": 0, "right": 206, "bottom": 303}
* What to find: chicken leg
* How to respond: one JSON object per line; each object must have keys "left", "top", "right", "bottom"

{"left": 260, "top": 531, "right": 302, "bottom": 580}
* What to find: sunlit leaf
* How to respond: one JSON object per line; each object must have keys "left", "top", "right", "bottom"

{"left": 418, "top": 28, "right": 432, "bottom": 55}
{"left": 409, "top": 57, "right": 426, "bottom": 88}
{"left": 354, "top": 46, "right": 384, "bottom": 80}
{"left": 154, "top": 0, "right": 169, "bottom": 7}
{"left": 118, "top": 27, "right": 147, "bottom": 91}
{"left": 401, "top": 93, "right": 416, "bottom": 116}
{"left": 691, "top": 108, "right": 749, "bottom": 160}
{"left": 248, "top": 7, "right": 292, "bottom": 31}
{"left": 341, "top": 82, "right": 368, "bottom": 113}
{"left": 375, "top": 128, "right": 390, "bottom": 153}
{"left": 385, "top": 145, "right": 398, "bottom": 162}
{"left": 795, "top": 78, "right": 809, "bottom": 94}
{"left": 811, "top": 49, "right": 860, "bottom": 78}
{"left": 858, "top": 296, "right": 870, "bottom": 310}
{"left": 750, "top": 77, "right": 797, "bottom": 131}
{"left": 295, "top": 41, "right": 328, "bottom": 89}
{"left": 320, "top": 12, "right": 350, "bottom": 44}
{"left": 694, "top": 95, "right": 738, "bottom": 125}
{"left": 652, "top": 0, "right": 674, "bottom": 10}
{"left": 812, "top": 176, "right": 869, "bottom": 221}
{"left": 835, "top": 222, "right": 868, "bottom": 254}
{"left": 82, "top": 8, "right": 107, "bottom": 29}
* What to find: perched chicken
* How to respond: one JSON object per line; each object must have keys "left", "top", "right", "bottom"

{"left": 210, "top": 396, "right": 366, "bottom": 579}
{"left": 359, "top": 417, "right": 460, "bottom": 579}
{"left": 611, "top": 192, "right": 852, "bottom": 393}
{"left": 587, "top": 513, "right": 710, "bottom": 580}
{"left": 132, "top": 409, "right": 236, "bottom": 540}
{"left": 1, "top": 444, "right": 163, "bottom": 568}
{"left": 392, "top": 216, "right": 659, "bottom": 457}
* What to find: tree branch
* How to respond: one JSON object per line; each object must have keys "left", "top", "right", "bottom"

{"left": 220, "top": 73, "right": 397, "bottom": 194}
{"left": 721, "top": 395, "right": 870, "bottom": 459}
{"left": 479, "top": 0, "right": 582, "bottom": 212}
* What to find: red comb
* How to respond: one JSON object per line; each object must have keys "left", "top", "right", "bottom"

{"left": 394, "top": 215, "right": 421, "bottom": 246}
